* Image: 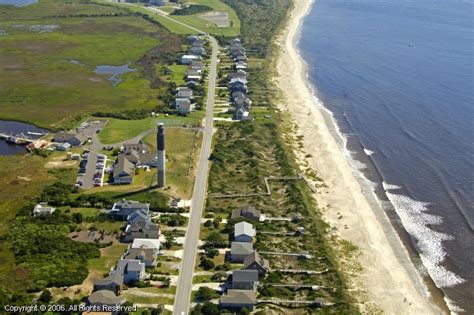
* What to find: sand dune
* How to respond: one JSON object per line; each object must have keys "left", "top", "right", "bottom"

{"left": 276, "top": 0, "right": 440, "bottom": 313}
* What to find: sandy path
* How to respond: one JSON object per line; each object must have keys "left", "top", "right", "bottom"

{"left": 276, "top": 0, "right": 439, "bottom": 313}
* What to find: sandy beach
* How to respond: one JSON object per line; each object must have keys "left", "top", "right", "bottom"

{"left": 276, "top": 0, "right": 440, "bottom": 313}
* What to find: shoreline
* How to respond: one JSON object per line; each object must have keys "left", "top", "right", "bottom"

{"left": 276, "top": 0, "right": 443, "bottom": 313}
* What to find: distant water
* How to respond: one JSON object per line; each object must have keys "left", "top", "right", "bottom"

{"left": 94, "top": 63, "right": 137, "bottom": 87}
{"left": 299, "top": 0, "right": 473, "bottom": 312}
{"left": 0, "top": 0, "right": 38, "bottom": 6}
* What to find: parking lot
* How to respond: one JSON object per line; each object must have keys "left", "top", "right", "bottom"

{"left": 76, "top": 150, "right": 107, "bottom": 189}
{"left": 74, "top": 119, "right": 108, "bottom": 189}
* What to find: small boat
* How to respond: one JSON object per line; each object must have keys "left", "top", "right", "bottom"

{"left": 27, "top": 131, "right": 46, "bottom": 136}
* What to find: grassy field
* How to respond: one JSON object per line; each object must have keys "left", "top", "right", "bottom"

{"left": 0, "top": 0, "right": 129, "bottom": 18}
{"left": 110, "top": 0, "right": 240, "bottom": 36}
{"left": 143, "top": 127, "right": 202, "bottom": 199}
{"left": 98, "top": 114, "right": 204, "bottom": 144}
{"left": 0, "top": 16, "right": 178, "bottom": 128}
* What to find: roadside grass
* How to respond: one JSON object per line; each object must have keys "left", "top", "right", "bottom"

{"left": 143, "top": 127, "right": 202, "bottom": 199}
{"left": 122, "top": 286, "right": 175, "bottom": 304}
{"left": 193, "top": 275, "right": 213, "bottom": 284}
{"left": 0, "top": 16, "right": 173, "bottom": 128}
{"left": 0, "top": 0, "right": 128, "bottom": 18}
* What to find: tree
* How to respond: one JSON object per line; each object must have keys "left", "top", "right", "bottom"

{"left": 195, "top": 287, "right": 217, "bottom": 301}
{"left": 211, "top": 271, "right": 227, "bottom": 282}
{"left": 199, "top": 258, "right": 215, "bottom": 271}
{"left": 72, "top": 212, "right": 83, "bottom": 224}
{"left": 204, "top": 231, "right": 226, "bottom": 248}
{"left": 212, "top": 218, "right": 220, "bottom": 229}
{"left": 39, "top": 289, "right": 52, "bottom": 303}
{"left": 161, "top": 278, "right": 170, "bottom": 288}
{"left": 205, "top": 247, "right": 219, "bottom": 259}
{"left": 204, "top": 220, "right": 213, "bottom": 228}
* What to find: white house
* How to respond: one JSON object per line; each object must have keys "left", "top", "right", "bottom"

{"left": 132, "top": 238, "right": 160, "bottom": 254}
{"left": 234, "top": 221, "right": 255, "bottom": 243}
{"left": 32, "top": 203, "right": 56, "bottom": 217}
{"left": 181, "top": 54, "right": 200, "bottom": 65}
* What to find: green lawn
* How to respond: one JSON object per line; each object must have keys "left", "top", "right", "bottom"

{"left": 143, "top": 127, "right": 202, "bottom": 199}
{"left": 87, "top": 242, "right": 128, "bottom": 276}
{"left": 164, "top": 64, "right": 188, "bottom": 86}
{"left": 98, "top": 114, "right": 204, "bottom": 145}
{"left": 0, "top": 16, "right": 171, "bottom": 128}
{"left": 110, "top": 1, "right": 240, "bottom": 36}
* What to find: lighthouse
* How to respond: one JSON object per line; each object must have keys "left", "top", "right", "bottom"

{"left": 157, "top": 123, "right": 166, "bottom": 188}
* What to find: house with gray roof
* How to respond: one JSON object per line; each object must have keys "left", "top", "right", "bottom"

{"left": 53, "top": 131, "right": 87, "bottom": 146}
{"left": 186, "top": 68, "right": 202, "bottom": 81}
{"left": 175, "top": 98, "right": 192, "bottom": 115}
{"left": 176, "top": 87, "right": 193, "bottom": 99}
{"left": 93, "top": 273, "right": 124, "bottom": 295}
{"left": 113, "top": 259, "right": 146, "bottom": 284}
{"left": 231, "top": 269, "right": 258, "bottom": 290}
{"left": 231, "top": 205, "right": 262, "bottom": 221}
{"left": 110, "top": 200, "right": 149, "bottom": 220}
{"left": 229, "top": 70, "right": 247, "bottom": 81}
{"left": 234, "top": 222, "right": 255, "bottom": 243}
{"left": 234, "top": 95, "right": 251, "bottom": 110}
{"left": 189, "top": 60, "right": 203, "bottom": 71}
{"left": 123, "top": 211, "right": 159, "bottom": 242}
{"left": 190, "top": 46, "right": 206, "bottom": 56}
{"left": 122, "top": 143, "right": 150, "bottom": 154}
{"left": 123, "top": 247, "right": 157, "bottom": 267}
{"left": 229, "top": 79, "right": 248, "bottom": 93}
{"left": 87, "top": 290, "right": 125, "bottom": 309}
{"left": 219, "top": 289, "right": 256, "bottom": 310}
{"left": 230, "top": 242, "right": 253, "bottom": 263}
{"left": 244, "top": 251, "right": 269, "bottom": 277}
{"left": 113, "top": 155, "right": 135, "bottom": 185}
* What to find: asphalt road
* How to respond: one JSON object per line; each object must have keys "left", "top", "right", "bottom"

{"left": 173, "top": 36, "right": 219, "bottom": 315}
{"left": 132, "top": 5, "right": 219, "bottom": 313}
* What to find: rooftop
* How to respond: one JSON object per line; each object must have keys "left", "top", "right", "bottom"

{"left": 220, "top": 289, "right": 256, "bottom": 305}
{"left": 231, "top": 242, "right": 253, "bottom": 255}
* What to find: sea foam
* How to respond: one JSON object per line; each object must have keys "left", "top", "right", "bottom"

{"left": 383, "top": 183, "right": 465, "bottom": 288}
{"left": 363, "top": 148, "right": 375, "bottom": 156}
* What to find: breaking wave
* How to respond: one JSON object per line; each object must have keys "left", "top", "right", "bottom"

{"left": 383, "top": 183, "right": 466, "bottom": 288}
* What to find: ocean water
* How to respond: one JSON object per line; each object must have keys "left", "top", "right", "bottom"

{"left": 299, "top": 0, "right": 473, "bottom": 312}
